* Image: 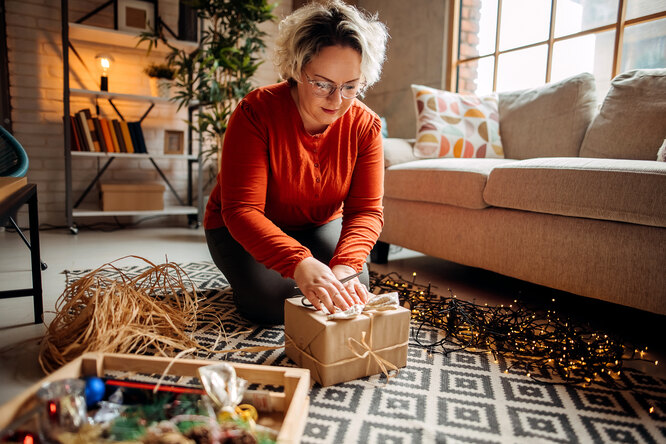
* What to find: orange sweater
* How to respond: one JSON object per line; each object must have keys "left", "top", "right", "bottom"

{"left": 204, "top": 82, "right": 384, "bottom": 279}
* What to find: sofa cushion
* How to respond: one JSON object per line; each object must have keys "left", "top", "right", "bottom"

{"left": 579, "top": 69, "right": 666, "bottom": 160}
{"left": 411, "top": 85, "right": 504, "bottom": 159}
{"left": 483, "top": 157, "right": 666, "bottom": 228}
{"left": 383, "top": 138, "right": 417, "bottom": 167}
{"left": 385, "top": 158, "right": 514, "bottom": 209}
{"left": 498, "top": 72, "right": 597, "bottom": 159}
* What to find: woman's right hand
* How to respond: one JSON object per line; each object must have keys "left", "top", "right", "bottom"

{"left": 293, "top": 257, "right": 358, "bottom": 313}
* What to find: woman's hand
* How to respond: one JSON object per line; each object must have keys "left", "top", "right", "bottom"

{"left": 294, "top": 257, "right": 360, "bottom": 313}
{"left": 331, "top": 264, "right": 370, "bottom": 304}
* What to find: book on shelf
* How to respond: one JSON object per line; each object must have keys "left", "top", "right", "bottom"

{"left": 68, "top": 115, "right": 81, "bottom": 151}
{"left": 137, "top": 123, "right": 148, "bottom": 154}
{"left": 76, "top": 109, "right": 94, "bottom": 152}
{"left": 73, "top": 115, "right": 88, "bottom": 151}
{"left": 127, "top": 121, "right": 140, "bottom": 154}
{"left": 136, "top": 122, "right": 148, "bottom": 154}
{"left": 99, "top": 118, "right": 115, "bottom": 153}
{"left": 82, "top": 111, "right": 101, "bottom": 152}
{"left": 92, "top": 118, "right": 108, "bottom": 152}
{"left": 128, "top": 121, "right": 147, "bottom": 154}
{"left": 67, "top": 111, "right": 150, "bottom": 155}
{"left": 119, "top": 120, "right": 135, "bottom": 153}
{"left": 105, "top": 118, "right": 121, "bottom": 153}
{"left": 112, "top": 120, "right": 127, "bottom": 152}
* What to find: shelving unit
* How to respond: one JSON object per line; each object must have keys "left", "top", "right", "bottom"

{"left": 71, "top": 151, "right": 197, "bottom": 161}
{"left": 61, "top": 0, "right": 203, "bottom": 234}
{"left": 73, "top": 206, "right": 199, "bottom": 218}
{"left": 69, "top": 88, "right": 173, "bottom": 104}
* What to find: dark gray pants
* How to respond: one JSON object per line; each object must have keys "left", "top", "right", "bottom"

{"left": 205, "top": 217, "right": 369, "bottom": 325}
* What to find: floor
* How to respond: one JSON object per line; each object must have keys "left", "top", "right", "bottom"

{"left": 1, "top": 225, "right": 664, "bottom": 407}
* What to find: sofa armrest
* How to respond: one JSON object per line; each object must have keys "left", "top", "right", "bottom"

{"left": 384, "top": 138, "right": 417, "bottom": 167}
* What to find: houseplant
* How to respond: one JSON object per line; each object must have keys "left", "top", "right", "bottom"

{"left": 144, "top": 63, "right": 176, "bottom": 98}
{"left": 140, "top": 0, "right": 275, "bottom": 162}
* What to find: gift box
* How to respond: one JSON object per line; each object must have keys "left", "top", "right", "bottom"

{"left": 284, "top": 295, "right": 410, "bottom": 386}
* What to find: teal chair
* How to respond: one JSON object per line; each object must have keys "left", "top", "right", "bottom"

{"left": 0, "top": 126, "right": 47, "bottom": 270}
{"left": 0, "top": 125, "right": 29, "bottom": 177}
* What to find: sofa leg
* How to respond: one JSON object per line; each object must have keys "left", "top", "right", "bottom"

{"left": 370, "top": 241, "right": 390, "bottom": 264}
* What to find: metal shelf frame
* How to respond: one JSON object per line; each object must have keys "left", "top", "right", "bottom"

{"left": 61, "top": 0, "right": 203, "bottom": 233}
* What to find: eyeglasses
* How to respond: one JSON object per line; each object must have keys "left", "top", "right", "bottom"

{"left": 304, "top": 73, "right": 366, "bottom": 99}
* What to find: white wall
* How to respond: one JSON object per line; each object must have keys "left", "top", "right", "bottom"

{"left": 358, "top": 0, "right": 450, "bottom": 139}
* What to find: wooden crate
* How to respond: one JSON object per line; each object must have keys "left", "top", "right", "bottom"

{"left": 0, "top": 352, "right": 310, "bottom": 444}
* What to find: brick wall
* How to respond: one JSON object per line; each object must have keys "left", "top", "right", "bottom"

{"left": 4, "top": 0, "right": 289, "bottom": 228}
{"left": 458, "top": 0, "right": 481, "bottom": 93}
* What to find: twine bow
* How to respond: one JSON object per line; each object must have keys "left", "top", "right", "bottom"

{"left": 347, "top": 330, "right": 400, "bottom": 383}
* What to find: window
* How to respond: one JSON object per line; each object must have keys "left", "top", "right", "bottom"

{"left": 448, "top": 0, "right": 666, "bottom": 100}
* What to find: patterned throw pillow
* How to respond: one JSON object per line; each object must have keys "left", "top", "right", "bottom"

{"left": 411, "top": 84, "right": 504, "bottom": 159}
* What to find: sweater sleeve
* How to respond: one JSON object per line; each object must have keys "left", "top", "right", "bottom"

{"left": 329, "top": 116, "right": 384, "bottom": 271}
{"left": 220, "top": 100, "right": 312, "bottom": 278}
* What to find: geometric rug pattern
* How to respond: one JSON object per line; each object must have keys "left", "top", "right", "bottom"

{"left": 63, "top": 261, "right": 666, "bottom": 443}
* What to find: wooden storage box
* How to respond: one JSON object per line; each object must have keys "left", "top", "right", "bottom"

{"left": 0, "top": 353, "right": 310, "bottom": 444}
{"left": 100, "top": 183, "right": 165, "bottom": 211}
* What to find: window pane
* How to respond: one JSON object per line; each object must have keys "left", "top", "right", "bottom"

{"left": 499, "top": 0, "right": 551, "bottom": 50}
{"left": 496, "top": 45, "right": 547, "bottom": 91}
{"left": 551, "top": 31, "right": 615, "bottom": 103}
{"left": 554, "top": 0, "right": 618, "bottom": 38}
{"left": 626, "top": 0, "right": 666, "bottom": 20}
{"left": 457, "top": 56, "right": 495, "bottom": 95}
{"left": 621, "top": 18, "right": 666, "bottom": 72}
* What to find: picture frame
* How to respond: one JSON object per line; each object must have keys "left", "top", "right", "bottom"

{"left": 117, "top": 0, "right": 156, "bottom": 33}
{"left": 164, "top": 130, "right": 184, "bottom": 155}
{"left": 177, "top": 1, "right": 199, "bottom": 42}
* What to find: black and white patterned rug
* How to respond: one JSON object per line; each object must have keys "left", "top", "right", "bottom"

{"left": 63, "top": 261, "right": 666, "bottom": 444}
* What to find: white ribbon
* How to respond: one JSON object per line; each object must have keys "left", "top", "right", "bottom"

{"left": 326, "top": 292, "right": 400, "bottom": 320}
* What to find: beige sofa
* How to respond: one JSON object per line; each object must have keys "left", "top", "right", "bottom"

{"left": 374, "top": 70, "right": 666, "bottom": 315}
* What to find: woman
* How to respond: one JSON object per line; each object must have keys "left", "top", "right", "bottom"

{"left": 204, "top": 0, "right": 389, "bottom": 324}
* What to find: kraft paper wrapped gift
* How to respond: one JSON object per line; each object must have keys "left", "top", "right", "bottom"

{"left": 284, "top": 294, "right": 410, "bottom": 386}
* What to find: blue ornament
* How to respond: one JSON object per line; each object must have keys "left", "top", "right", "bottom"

{"left": 85, "top": 377, "right": 105, "bottom": 407}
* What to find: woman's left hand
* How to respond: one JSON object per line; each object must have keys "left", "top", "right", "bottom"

{"left": 331, "top": 264, "right": 370, "bottom": 304}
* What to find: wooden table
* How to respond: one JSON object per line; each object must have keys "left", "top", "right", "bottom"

{"left": 0, "top": 183, "right": 43, "bottom": 324}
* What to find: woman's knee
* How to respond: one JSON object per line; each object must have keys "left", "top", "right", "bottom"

{"left": 232, "top": 278, "right": 298, "bottom": 325}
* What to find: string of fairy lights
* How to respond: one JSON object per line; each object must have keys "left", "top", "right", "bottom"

{"left": 369, "top": 271, "right": 659, "bottom": 392}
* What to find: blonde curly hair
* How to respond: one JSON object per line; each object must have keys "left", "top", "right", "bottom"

{"left": 274, "top": 0, "right": 389, "bottom": 88}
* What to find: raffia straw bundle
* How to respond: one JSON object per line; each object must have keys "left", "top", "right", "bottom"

{"left": 39, "top": 256, "right": 216, "bottom": 373}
